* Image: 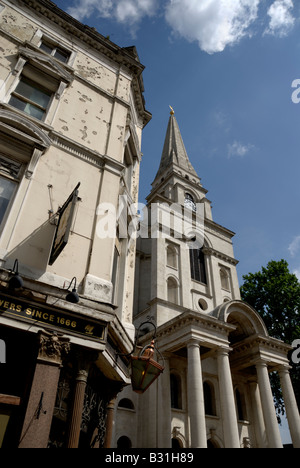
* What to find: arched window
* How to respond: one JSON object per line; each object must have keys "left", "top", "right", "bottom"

{"left": 118, "top": 399, "right": 135, "bottom": 410}
{"left": 170, "top": 373, "right": 182, "bottom": 409}
{"left": 220, "top": 268, "right": 231, "bottom": 291}
{"left": 117, "top": 436, "right": 132, "bottom": 449}
{"left": 190, "top": 248, "right": 207, "bottom": 284}
{"left": 203, "top": 381, "right": 216, "bottom": 416}
{"left": 166, "top": 245, "right": 178, "bottom": 269}
{"left": 167, "top": 277, "right": 179, "bottom": 305}
{"left": 184, "top": 193, "right": 196, "bottom": 212}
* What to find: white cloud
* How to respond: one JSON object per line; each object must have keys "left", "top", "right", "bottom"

{"left": 165, "top": 0, "right": 260, "bottom": 54}
{"left": 265, "top": 0, "right": 295, "bottom": 37}
{"left": 68, "top": 0, "right": 158, "bottom": 25}
{"left": 66, "top": 0, "right": 298, "bottom": 53}
{"left": 293, "top": 268, "right": 300, "bottom": 281}
{"left": 227, "top": 141, "right": 254, "bottom": 158}
{"left": 288, "top": 235, "right": 300, "bottom": 257}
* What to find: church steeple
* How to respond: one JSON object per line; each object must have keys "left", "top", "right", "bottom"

{"left": 153, "top": 108, "right": 199, "bottom": 184}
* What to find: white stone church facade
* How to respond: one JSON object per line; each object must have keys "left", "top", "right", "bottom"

{"left": 113, "top": 111, "right": 300, "bottom": 449}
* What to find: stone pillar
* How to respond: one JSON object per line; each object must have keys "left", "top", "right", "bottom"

{"left": 249, "top": 381, "right": 267, "bottom": 448}
{"left": 278, "top": 366, "right": 300, "bottom": 448}
{"left": 217, "top": 347, "right": 240, "bottom": 448}
{"left": 66, "top": 349, "right": 97, "bottom": 449}
{"left": 157, "top": 356, "right": 172, "bottom": 448}
{"left": 19, "top": 331, "right": 70, "bottom": 448}
{"left": 187, "top": 342, "right": 207, "bottom": 448}
{"left": 255, "top": 361, "right": 283, "bottom": 448}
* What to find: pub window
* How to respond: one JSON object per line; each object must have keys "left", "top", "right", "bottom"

{"left": 190, "top": 248, "right": 207, "bottom": 284}
{"left": 112, "top": 245, "right": 120, "bottom": 304}
{"left": 0, "top": 155, "right": 22, "bottom": 228}
{"left": 39, "top": 39, "right": 71, "bottom": 64}
{"left": 9, "top": 76, "right": 52, "bottom": 121}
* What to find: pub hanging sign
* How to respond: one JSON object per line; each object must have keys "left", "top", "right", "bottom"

{"left": 0, "top": 294, "right": 106, "bottom": 342}
{"left": 49, "top": 183, "right": 80, "bottom": 266}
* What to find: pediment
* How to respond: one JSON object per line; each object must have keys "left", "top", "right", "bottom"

{"left": 19, "top": 46, "right": 73, "bottom": 83}
{"left": 0, "top": 109, "right": 51, "bottom": 149}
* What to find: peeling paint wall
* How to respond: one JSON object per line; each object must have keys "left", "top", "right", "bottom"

{"left": 54, "top": 80, "right": 113, "bottom": 154}
{"left": 0, "top": 0, "right": 149, "bottom": 325}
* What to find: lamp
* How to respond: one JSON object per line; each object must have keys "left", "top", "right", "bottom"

{"left": 8, "top": 259, "right": 24, "bottom": 290}
{"left": 66, "top": 277, "right": 79, "bottom": 304}
{"left": 127, "top": 321, "right": 164, "bottom": 394}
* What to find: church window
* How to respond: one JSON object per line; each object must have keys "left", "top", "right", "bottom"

{"left": 184, "top": 193, "right": 196, "bottom": 212}
{"left": 204, "top": 381, "right": 216, "bottom": 416}
{"left": 118, "top": 399, "right": 135, "bottom": 410}
{"left": 198, "top": 298, "right": 208, "bottom": 311}
{"left": 166, "top": 244, "right": 178, "bottom": 269}
{"left": 220, "top": 267, "right": 231, "bottom": 291}
{"left": 167, "top": 277, "right": 179, "bottom": 304}
{"left": 170, "top": 373, "right": 182, "bottom": 409}
{"left": 190, "top": 248, "right": 207, "bottom": 284}
{"left": 117, "top": 436, "right": 132, "bottom": 449}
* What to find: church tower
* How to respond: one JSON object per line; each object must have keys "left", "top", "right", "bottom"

{"left": 134, "top": 108, "right": 241, "bottom": 328}
{"left": 113, "top": 110, "right": 299, "bottom": 450}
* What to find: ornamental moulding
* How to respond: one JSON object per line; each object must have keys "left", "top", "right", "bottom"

{"left": 38, "top": 330, "right": 70, "bottom": 365}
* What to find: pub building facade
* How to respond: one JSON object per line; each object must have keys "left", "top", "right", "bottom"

{"left": 0, "top": 0, "right": 151, "bottom": 448}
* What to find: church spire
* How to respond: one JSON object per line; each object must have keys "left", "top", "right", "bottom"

{"left": 153, "top": 107, "right": 199, "bottom": 183}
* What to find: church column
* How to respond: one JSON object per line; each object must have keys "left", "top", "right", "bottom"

{"left": 255, "top": 361, "right": 283, "bottom": 448}
{"left": 278, "top": 366, "right": 300, "bottom": 448}
{"left": 217, "top": 347, "right": 240, "bottom": 448}
{"left": 187, "top": 341, "right": 207, "bottom": 448}
{"left": 157, "top": 356, "right": 172, "bottom": 448}
{"left": 249, "top": 381, "right": 267, "bottom": 448}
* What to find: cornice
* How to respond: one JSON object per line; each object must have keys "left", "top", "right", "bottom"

{"left": 155, "top": 309, "right": 236, "bottom": 341}
{"left": 205, "top": 218, "right": 236, "bottom": 241}
{"left": 6, "top": 0, "right": 151, "bottom": 126}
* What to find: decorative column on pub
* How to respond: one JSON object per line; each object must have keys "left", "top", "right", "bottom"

{"left": 19, "top": 331, "right": 70, "bottom": 448}
{"left": 66, "top": 349, "right": 98, "bottom": 448}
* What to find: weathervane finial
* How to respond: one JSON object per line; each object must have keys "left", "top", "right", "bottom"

{"left": 169, "top": 105, "right": 175, "bottom": 115}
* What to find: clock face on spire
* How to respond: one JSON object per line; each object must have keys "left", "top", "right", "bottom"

{"left": 184, "top": 193, "right": 197, "bottom": 212}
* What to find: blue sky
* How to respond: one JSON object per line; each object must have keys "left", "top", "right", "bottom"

{"left": 55, "top": 0, "right": 300, "bottom": 288}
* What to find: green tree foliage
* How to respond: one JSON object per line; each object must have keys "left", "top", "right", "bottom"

{"left": 240, "top": 260, "right": 300, "bottom": 417}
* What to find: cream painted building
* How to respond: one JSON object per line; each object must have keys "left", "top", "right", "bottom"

{"left": 0, "top": 0, "right": 151, "bottom": 448}
{"left": 113, "top": 111, "right": 300, "bottom": 449}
